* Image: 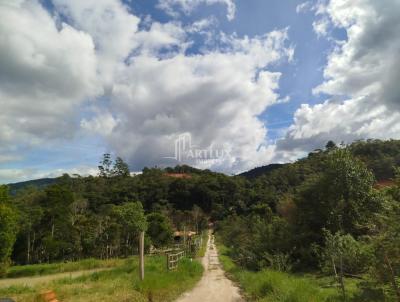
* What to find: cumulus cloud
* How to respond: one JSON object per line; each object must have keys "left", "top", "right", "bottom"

{"left": 1, "top": 0, "right": 299, "bottom": 179}
{"left": 0, "top": 0, "right": 99, "bottom": 154}
{"left": 46, "top": 0, "right": 294, "bottom": 174}
{"left": 278, "top": 0, "right": 400, "bottom": 153}
{"left": 10, "top": 0, "right": 400, "bottom": 180}
{"left": 91, "top": 29, "right": 293, "bottom": 173}
{"left": 157, "top": 0, "right": 236, "bottom": 21}
{"left": 52, "top": 0, "right": 140, "bottom": 87}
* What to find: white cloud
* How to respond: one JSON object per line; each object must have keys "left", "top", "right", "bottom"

{"left": 0, "top": 154, "right": 23, "bottom": 164}
{"left": 296, "top": 1, "right": 311, "bottom": 13}
{"left": 278, "top": 0, "right": 400, "bottom": 153}
{"left": 134, "top": 21, "right": 188, "bottom": 55}
{"left": 312, "top": 18, "right": 330, "bottom": 37}
{"left": 0, "top": 165, "right": 98, "bottom": 184}
{"left": 95, "top": 29, "right": 292, "bottom": 173}
{"left": 52, "top": 0, "right": 140, "bottom": 87}
{"left": 157, "top": 0, "right": 236, "bottom": 21}
{"left": 186, "top": 17, "right": 217, "bottom": 33}
{"left": 0, "top": 0, "right": 187, "bottom": 158}
{"left": 1, "top": 0, "right": 293, "bottom": 176}
{"left": 0, "top": 0, "right": 99, "bottom": 152}
{"left": 81, "top": 111, "right": 119, "bottom": 136}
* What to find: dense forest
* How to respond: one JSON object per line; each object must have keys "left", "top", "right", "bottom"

{"left": 220, "top": 140, "right": 400, "bottom": 301}
{"left": 1, "top": 139, "right": 400, "bottom": 300}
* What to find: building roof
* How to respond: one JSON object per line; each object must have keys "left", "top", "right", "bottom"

{"left": 165, "top": 173, "right": 192, "bottom": 179}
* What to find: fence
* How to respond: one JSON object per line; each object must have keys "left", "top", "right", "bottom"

{"left": 165, "top": 234, "right": 204, "bottom": 271}
{"left": 166, "top": 250, "right": 185, "bottom": 270}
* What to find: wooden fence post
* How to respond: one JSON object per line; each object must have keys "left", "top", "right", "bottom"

{"left": 166, "top": 252, "right": 170, "bottom": 270}
{"left": 139, "top": 231, "right": 145, "bottom": 280}
{"left": 183, "top": 226, "right": 186, "bottom": 247}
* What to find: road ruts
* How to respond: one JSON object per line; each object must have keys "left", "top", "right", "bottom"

{"left": 176, "top": 231, "right": 244, "bottom": 302}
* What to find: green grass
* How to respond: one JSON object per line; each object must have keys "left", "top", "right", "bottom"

{"left": 4, "top": 258, "right": 124, "bottom": 278}
{"left": 217, "top": 243, "right": 361, "bottom": 302}
{"left": 196, "top": 231, "right": 209, "bottom": 258}
{"left": 0, "top": 256, "right": 203, "bottom": 302}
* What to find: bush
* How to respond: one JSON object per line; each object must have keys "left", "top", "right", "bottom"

{"left": 146, "top": 212, "right": 173, "bottom": 248}
{"left": 218, "top": 214, "right": 294, "bottom": 271}
{"left": 318, "top": 230, "right": 373, "bottom": 275}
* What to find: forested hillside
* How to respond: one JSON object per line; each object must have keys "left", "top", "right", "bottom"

{"left": 238, "top": 163, "right": 285, "bottom": 179}
{"left": 1, "top": 139, "right": 400, "bottom": 301}
{"left": 7, "top": 178, "right": 57, "bottom": 195}
{"left": 241, "top": 139, "right": 400, "bottom": 181}
{"left": 219, "top": 140, "right": 400, "bottom": 301}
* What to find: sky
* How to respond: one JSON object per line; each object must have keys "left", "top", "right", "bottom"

{"left": 1, "top": 0, "right": 400, "bottom": 183}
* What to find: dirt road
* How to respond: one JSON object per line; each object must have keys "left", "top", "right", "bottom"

{"left": 0, "top": 268, "right": 110, "bottom": 288}
{"left": 176, "top": 232, "right": 244, "bottom": 302}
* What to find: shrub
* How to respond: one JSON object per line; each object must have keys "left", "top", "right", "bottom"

{"left": 318, "top": 230, "right": 373, "bottom": 275}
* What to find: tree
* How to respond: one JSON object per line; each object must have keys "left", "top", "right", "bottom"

{"left": 114, "top": 202, "right": 147, "bottom": 234}
{"left": 371, "top": 189, "right": 400, "bottom": 301}
{"left": 146, "top": 212, "right": 173, "bottom": 248}
{"left": 0, "top": 204, "right": 18, "bottom": 276}
{"left": 319, "top": 230, "right": 374, "bottom": 301}
{"left": 114, "top": 202, "right": 147, "bottom": 255}
{"left": 325, "top": 140, "right": 337, "bottom": 151}
{"left": 40, "top": 185, "right": 74, "bottom": 261}
{"left": 14, "top": 187, "right": 44, "bottom": 264}
{"left": 112, "top": 157, "right": 130, "bottom": 177}
{"left": 292, "top": 149, "right": 383, "bottom": 269}
{"left": 43, "top": 185, "right": 74, "bottom": 239}
{"left": 0, "top": 185, "right": 10, "bottom": 204}
{"left": 323, "top": 149, "right": 381, "bottom": 234}
{"left": 321, "top": 230, "right": 347, "bottom": 300}
{"left": 319, "top": 230, "right": 373, "bottom": 276}
{"left": 98, "top": 153, "right": 113, "bottom": 177}
{"left": 295, "top": 149, "right": 382, "bottom": 242}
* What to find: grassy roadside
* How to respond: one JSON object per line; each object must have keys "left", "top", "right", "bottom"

{"left": 0, "top": 256, "right": 203, "bottom": 302}
{"left": 4, "top": 258, "right": 124, "bottom": 278}
{"left": 216, "top": 241, "right": 361, "bottom": 302}
{"left": 196, "top": 230, "right": 209, "bottom": 258}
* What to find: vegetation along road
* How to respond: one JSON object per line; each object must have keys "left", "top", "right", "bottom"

{"left": 176, "top": 231, "right": 243, "bottom": 302}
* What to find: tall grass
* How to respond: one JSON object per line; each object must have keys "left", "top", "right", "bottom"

{"left": 217, "top": 243, "right": 360, "bottom": 302}
{"left": 0, "top": 255, "right": 203, "bottom": 302}
{"left": 5, "top": 258, "right": 123, "bottom": 278}
{"left": 196, "top": 231, "right": 209, "bottom": 258}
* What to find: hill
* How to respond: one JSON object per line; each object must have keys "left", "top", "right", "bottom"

{"left": 7, "top": 177, "right": 57, "bottom": 195}
{"left": 239, "top": 139, "right": 400, "bottom": 181}
{"left": 238, "top": 163, "right": 285, "bottom": 179}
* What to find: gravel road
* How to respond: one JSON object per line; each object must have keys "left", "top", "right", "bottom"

{"left": 176, "top": 232, "right": 244, "bottom": 302}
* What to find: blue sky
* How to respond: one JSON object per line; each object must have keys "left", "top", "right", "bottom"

{"left": 1, "top": 0, "right": 399, "bottom": 183}
{"left": 131, "top": 0, "right": 335, "bottom": 137}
